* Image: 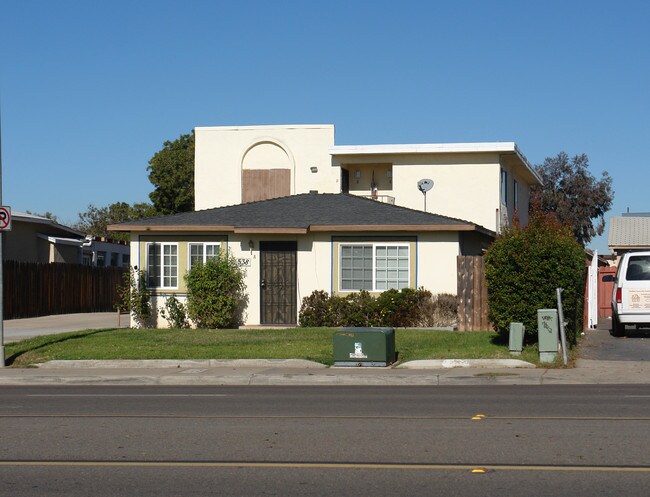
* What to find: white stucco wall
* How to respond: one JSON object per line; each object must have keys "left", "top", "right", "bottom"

{"left": 130, "top": 231, "right": 464, "bottom": 328}
{"left": 195, "top": 124, "right": 339, "bottom": 210}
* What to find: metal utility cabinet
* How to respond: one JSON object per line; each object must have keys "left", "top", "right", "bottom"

{"left": 509, "top": 322, "right": 525, "bottom": 355}
{"left": 537, "top": 309, "right": 559, "bottom": 363}
{"left": 333, "top": 327, "right": 396, "bottom": 367}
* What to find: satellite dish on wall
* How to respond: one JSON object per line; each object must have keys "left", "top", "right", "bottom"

{"left": 417, "top": 179, "right": 434, "bottom": 211}
{"left": 417, "top": 179, "right": 434, "bottom": 193}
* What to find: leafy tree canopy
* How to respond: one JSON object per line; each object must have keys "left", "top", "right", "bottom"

{"left": 147, "top": 131, "right": 194, "bottom": 215}
{"left": 74, "top": 201, "right": 157, "bottom": 241}
{"left": 531, "top": 152, "right": 613, "bottom": 246}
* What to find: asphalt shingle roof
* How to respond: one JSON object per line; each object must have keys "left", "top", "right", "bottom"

{"left": 110, "top": 193, "right": 490, "bottom": 234}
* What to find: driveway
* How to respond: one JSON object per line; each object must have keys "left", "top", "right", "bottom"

{"left": 3, "top": 312, "right": 129, "bottom": 343}
{"left": 578, "top": 318, "right": 650, "bottom": 361}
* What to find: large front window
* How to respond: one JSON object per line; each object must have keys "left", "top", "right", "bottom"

{"left": 340, "top": 243, "right": 409, "bottom": 291}
{"left": 189, "top": 243, "right": 220, "bottom": 269}
{"left": 147, "top": 242, "right": 178, "bottom": 288}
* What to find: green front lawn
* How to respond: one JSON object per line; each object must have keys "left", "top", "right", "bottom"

{"left": 5, "top": 327, "right": 542, "bottom": 368}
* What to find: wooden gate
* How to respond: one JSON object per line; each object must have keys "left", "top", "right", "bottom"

{"left": 260, "top": 241, "right": 297, "bottom": 325}
{"left": 598, "top": 266, "right": 617, "bottom": 318}
{"left": 457, "top": 256, "right": 491, "bottom": 331}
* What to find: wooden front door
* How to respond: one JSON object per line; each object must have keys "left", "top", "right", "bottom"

{"left": 260, "top": 241, "right": 297, "bottom": 325}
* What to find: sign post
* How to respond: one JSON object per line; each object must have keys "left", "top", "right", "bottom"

{"left": 0, "top": 110, "right": 5, "bottom": 367}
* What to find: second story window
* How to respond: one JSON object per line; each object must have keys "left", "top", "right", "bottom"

{"left": 501, "top": 169, "right": 508, "bottom": 206}
{"left": 513, "top": 179, "right": 519, "bottom": 211}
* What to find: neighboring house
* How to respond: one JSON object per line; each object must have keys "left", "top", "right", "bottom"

{"left": 111, "top": 193, "right": 493, "bottom": 326}
{"left": 2, "top": 212, "right": 131, "bottom": 267}
{"left": 82, "top": 237, "right": 130, "bottom": 268}
{"left": 3, "top": 212, "right": 86, "bottom": 264}
{"left": 110, "top": 124, "right": 541, "bottom": 327}
{"left": 608, "top": 213, "right": 650, "bottom": 260}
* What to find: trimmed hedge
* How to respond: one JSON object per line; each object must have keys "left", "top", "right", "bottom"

{"left": 298, "top": 288, "right": 457, "bottom": 328}
{"left": 484, "top": 211, "right": 585, "bottom": 345}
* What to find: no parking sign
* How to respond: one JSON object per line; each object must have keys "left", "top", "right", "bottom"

{"left": 0, "top": 206, "right": 11, "bottom": 231}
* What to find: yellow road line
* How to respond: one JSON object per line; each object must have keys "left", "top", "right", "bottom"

{"left": 1, "top": 413, "right": 650, "bottom": 421}
{"left": 0, "top": 461, "right": 648, "bottom": 473}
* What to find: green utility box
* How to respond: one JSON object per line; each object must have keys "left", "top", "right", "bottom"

{"left": 537, "top": 309, "right": 559, "bottom": 364}
{"left": 509, "top": 322, "right": 525, "bottom": 355}
{"left": 333, "top": 327, "right": 396, "bottom": 367}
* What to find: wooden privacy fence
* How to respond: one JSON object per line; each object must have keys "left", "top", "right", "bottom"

{"left": 2, "top": 261, "right": 126, "bottom": 319}
{"left": 457, "top": 256, "right": 491, "bottom": 332}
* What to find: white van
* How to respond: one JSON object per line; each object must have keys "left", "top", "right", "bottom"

{"left": 611, "top": 251, "right": 650, "bottom": 336}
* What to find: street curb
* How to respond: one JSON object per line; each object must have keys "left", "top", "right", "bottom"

{"left": 36, "top": 359, "right": 328, "bottom": 369}
{"left": 396, "top": 359, "right": 536, "bottom": 369}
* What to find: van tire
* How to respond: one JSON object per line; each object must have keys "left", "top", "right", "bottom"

{"left": 611, "top": 313, "right": 625, "bottom": 337}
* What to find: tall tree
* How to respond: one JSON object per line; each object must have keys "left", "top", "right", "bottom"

{"left": 147, "top": 131, "right": 194, "bottom": 215}
{"left": 531, "top": 152, "right": 613, "bottom": 246}
{"left": 75, "top": 202, "right": 157, "bottom": 241}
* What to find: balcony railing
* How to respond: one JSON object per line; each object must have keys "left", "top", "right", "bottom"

{"left": 361, "top": 195, "right": 395, "bottom": 205}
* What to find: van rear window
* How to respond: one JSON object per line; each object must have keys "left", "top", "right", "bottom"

{"left": 626, "top": 256, "right": 650, "bottom": 280}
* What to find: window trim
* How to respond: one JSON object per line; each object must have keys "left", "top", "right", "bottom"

{"left": 146, "top": 242, "right": 179, "bottom": 289}
{"left": 339, "top": 242, "right": 410, "bottom": 292}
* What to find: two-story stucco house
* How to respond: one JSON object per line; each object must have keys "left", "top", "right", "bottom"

{"left": 111, "top": 124, "right": 541, "bottom": 327}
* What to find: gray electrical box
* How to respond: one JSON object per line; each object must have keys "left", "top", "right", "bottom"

{"left": 537, "top": 309, "right": 559, "bottom": 363}
{"left": 333, "top": 327, "right": 395, "bottom": 367}
{"left": 509, "top": 322, "right": 525, "bottom": 355}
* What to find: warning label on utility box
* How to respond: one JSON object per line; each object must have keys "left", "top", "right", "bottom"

{"left": 349, "top": 342, "right": 368, "bottom": 359}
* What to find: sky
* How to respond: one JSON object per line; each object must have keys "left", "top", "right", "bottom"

{"left": 1, "top": 0, "right": 648, "bottom": 254}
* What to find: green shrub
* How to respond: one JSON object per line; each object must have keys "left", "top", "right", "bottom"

{"left": 115, "top": 267, "right": 152, "bottom": 328}
{"left": 484, "top": 211, "right": 585, "bottom": 345}
{"left": 298, "top": 288, "right": 456, "bottom": 328}
{"left": 297, "top": 290, "right": 331, "bottom": 327}
{"left": 159, "top": 295, "right": 190, "bottom": 329}
{"left": 184, "top": 252, "right": 248, "bottom": 329}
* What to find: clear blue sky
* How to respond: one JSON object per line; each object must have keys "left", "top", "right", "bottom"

{"left": 1, "top": 0, "right": 648, "bottom": 254}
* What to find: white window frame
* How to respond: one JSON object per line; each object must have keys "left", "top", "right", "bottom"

{"left": 188, "top": 242, "right": 221, "bottom": 269}
{"left": 146, "top": 242, "right": 179, "bottom": 289}
{"left": 339, "top": 242, "right": 410, "bottom": 292}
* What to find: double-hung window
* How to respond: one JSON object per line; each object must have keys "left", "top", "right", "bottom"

{"left": 188, "top": 243, "right": 221, "bottom": 269}
{"left": 340, "top": 243, "right": 409, "bottom": 292}
{"left": 147, "top": 242, "right": 178, "bottom": 289}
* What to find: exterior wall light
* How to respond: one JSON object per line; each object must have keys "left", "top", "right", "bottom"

{"left": 310, "top": 166, "right": 318, "bottom": 173}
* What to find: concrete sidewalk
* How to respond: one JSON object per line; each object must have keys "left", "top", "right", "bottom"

{"left": 0, "top": 357, "right": 649, "bottom": 386}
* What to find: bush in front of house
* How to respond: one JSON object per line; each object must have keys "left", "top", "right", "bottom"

{"left": 115, "top": 267, "right": 153, "bottom": 328}
{"left": 184, "top": 252, "right": 248, "bottom": 328}
{"left": 298, "top": 288, "right": 457, "bottom": 328}
{"left": 159, "top": 294, "right": 190, "bottom": 329}
{"left": 484, "top": 210, "right": 585, "bottom": 345}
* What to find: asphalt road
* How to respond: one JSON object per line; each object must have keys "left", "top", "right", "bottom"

{"left": 1, "top": 385, "right": 649, "bottom": 496}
